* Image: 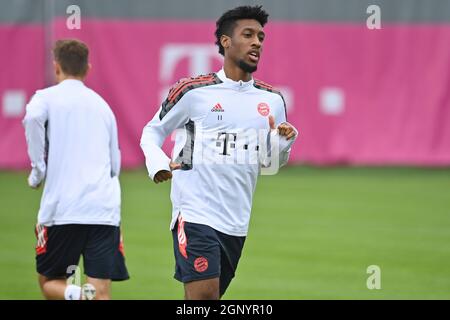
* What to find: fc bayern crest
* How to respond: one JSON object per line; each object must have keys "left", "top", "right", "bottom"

{"left": 257, "top": 102, "right": 270, "bottom": 116}
{"left": 194, "top": 257, "right": 209, "bottom": 272}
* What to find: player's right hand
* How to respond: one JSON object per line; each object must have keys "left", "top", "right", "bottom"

{"left": 154, "top": 162, "right": 181, "bottom": 184}
{"left": 28, "top": 181, "right": 42, "bottom": 189}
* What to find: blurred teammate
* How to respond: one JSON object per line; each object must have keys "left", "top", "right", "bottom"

{"left": 23, "top": 39, "right": 129, "bottom": 300}
{"left": 140, "top": 5, "right": 297, "bottom": 299}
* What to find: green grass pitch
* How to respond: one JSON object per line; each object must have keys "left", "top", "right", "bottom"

{"left": 0, "top": 166, "right": 449, "bottom": 299}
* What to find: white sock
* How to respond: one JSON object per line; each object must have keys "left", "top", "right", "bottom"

{"left": 64, "top": 284, "right": 81, "bottom": 300}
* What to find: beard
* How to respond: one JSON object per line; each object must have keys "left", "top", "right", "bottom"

{"left": 238, "top": 60, "right": 257, "bottom": 73}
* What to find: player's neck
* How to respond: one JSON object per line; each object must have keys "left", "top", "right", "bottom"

{"left": 223, "top": 61, "right": 252, "bottom": 82}
{"left": 56, "top": 74, "right": 85, "bottom": 84}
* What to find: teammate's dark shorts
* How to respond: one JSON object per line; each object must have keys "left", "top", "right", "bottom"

{"left": 35, "top": 224, "right": 129, "bottom": 281}
{"left": 172, "top": 216, "right": 246, "bottom": 297}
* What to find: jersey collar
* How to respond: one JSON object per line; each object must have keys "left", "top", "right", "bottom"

{"left": 59, "top": 79, "right": 85, "bottom": 86}
{"left": 216, "top": 68, "right": 254, "bottom": 91}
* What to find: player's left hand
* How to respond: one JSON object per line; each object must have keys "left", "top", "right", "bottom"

{"left": 27, "top": 176, "right": 42, "bottom": 189}
{"left": 269, "top": 115, "right": 297, "bottom": 140}
{"left": 27, "top": 169, "right": 43, "bottom": 189}
{"left": 28, "top": 182, "right": 42, "bottom": 189}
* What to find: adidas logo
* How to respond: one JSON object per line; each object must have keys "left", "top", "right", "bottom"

{"left": 211, "top": 103, "right": 224, "bottom": 112}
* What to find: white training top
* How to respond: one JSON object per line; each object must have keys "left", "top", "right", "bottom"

{"left": 141, "top": 69, "right": 297, "bottom": 236}
{"left": 23, "top": 79, "right": 121, "bottom": 226}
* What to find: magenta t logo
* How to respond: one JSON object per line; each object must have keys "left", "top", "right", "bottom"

{"left": 159, "top": 44, "right": 222, "bottom": 102}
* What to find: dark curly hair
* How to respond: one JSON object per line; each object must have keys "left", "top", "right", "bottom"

{"left": 215, "top": 5, "right": 269, "bottom": 56}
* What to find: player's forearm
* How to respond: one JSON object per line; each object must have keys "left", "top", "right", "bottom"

{"left": 260, "top": 130, "right": 296, "bottom": 169}
{"left": 110, "top": 148, "right": 121, "bottom": 177}
{"left": 277, "top": 134, "right": 296, "bottom": 168}
{"left": 23, "top": 116, "right": 47, "bottom": 184}
{"left": 140, "top": 100, "right": 190, "bottom": 180}
{"left": 109, "top": 116, "right": 121, "bottom": 177}
{"left": 273, "top": 121, "right": 298, "bottom": 168}
{"left": 278, "top": 148, "right": 291, "bottom": 168}
{"left": 140, "top": 126, "right": 171, "bottom": 180}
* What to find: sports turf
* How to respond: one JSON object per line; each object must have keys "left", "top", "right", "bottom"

{"left": 0, "top": 166, "right": 449, "bottom": 299}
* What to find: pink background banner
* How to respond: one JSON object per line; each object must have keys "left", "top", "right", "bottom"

{"left": 1, "top": 19, "right": 450, "bottom": 168}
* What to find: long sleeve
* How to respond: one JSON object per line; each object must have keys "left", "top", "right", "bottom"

{"left": 265, "top": 128, "right": 297, "bottom": 166}
{"left": 140, "top": 94, "right": 190, "bottom": 180}
{"left": 22, "top": 93, "right": 48, "bottom": 187}
{"left": 260, "top": 94, "right": 298, "bottom": 171}
{"left": 109, "top": 112, "right": 121, "bottom": 177}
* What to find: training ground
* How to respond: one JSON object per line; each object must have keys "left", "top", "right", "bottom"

{"left": 0, "top": 166, "right": 449, "bottom": 299}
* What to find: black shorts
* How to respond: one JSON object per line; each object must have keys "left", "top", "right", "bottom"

{"left": 172, "top": 217, "right": 246, "bottom": 296}
{"left": 35, "top": 224, "right": 129, "bottom": 281}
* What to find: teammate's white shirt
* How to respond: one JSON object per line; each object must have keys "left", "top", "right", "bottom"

{"left": 23, "top": 79, "right": 121, "bottom": 226}
{"left": 141, "top": 69, "right": 297, "bottom": 236}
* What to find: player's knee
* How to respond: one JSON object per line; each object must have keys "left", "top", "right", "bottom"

{"left": 186, "top": 290, "right": 219, "bottom": 300}
{"left": 185, "top": 280, "right": 220, "bottom": 300}
{"left": 200, "top": 291, "right": 220, "bottom": 300}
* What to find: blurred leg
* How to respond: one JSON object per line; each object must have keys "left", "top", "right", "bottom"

{"left": 38, "top": 274, "right": 68, "bottom": 300}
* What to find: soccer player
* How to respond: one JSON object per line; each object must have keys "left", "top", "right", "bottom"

{"left": 140, "top": 5, "right": 297, "bottom": 300}
{"left": 23, "top": 39, "right": 129, "bottom": 300}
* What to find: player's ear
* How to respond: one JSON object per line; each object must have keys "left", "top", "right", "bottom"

{"left": 81, "top": 63, "right": 92, "bottom": 79}
{"left": 220, "top": 35, "right": 231, "bottom": 51}
{"left": 53, "top": 60, "right": 59, "bottom": 74}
